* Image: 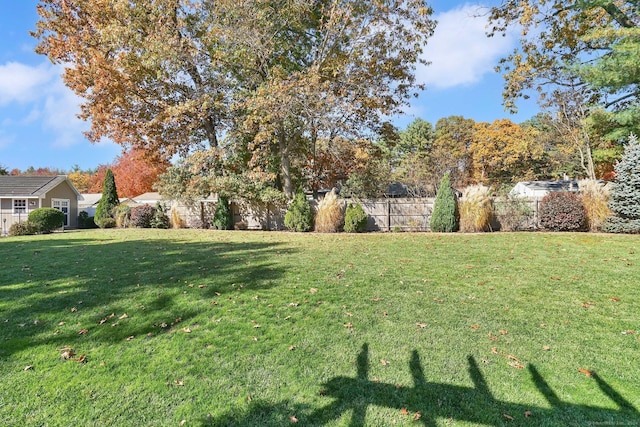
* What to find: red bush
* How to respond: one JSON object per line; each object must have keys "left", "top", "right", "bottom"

{"left": 539, "top": 192, "right": 587, "bottom": 232}
{"left": 129, "top": 204, "right": 157, "bottom": 228}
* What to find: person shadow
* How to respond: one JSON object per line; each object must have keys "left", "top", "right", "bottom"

{"left": 310, "top": 343, "right": 639, "bottom": 426}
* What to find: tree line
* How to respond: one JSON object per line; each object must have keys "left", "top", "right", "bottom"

{"left": 25, "top": 0, "right": 639, "bottom": 204}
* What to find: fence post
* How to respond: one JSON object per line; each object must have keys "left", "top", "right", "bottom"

{"left": 387, "top": 200, "right": 391, "bottom": 232}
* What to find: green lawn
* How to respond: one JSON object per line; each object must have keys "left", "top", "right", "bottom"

{"left": 1, "top": 229, "right": 639, "bottom": 426}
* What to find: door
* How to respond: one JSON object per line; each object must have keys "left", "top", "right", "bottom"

{"left": 52, "top": 199, "right": 70, "bottom": 227}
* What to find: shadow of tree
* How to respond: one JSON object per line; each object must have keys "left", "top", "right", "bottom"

{"left": 205, "top": 343, "right": 639, "bottom": 426}
{"left": 0, "top": 233, "right": 289, "bottom": 357}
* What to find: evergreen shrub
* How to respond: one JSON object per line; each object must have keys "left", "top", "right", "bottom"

{"left": 430, "top": 173, "right": 459, "bottom": 232}
{"left": 603, "top": 134, "right": 640, "bottom": 233}
{"left": 539, "top": 192, "right": 587, "bottom": 232}
{"left": 213, "top": 195, "right": 234, "bottom": 230}
{"left": 284, "top": 192, "right": 313, "bottom": 232}
{"left": 78, "top": 211, "right": 97, "bottom": 229}
{"left": 344, "top": 202, "right": 368, "bottom": 233}
{"left": 95, "top": 169, "right": 119, "bottom": 228}
{"left": 129, "top": 205, "right": 156, "bottom": 228}
{"left": 151, "top": 203, "right": 170, "bottom": 229}
{"left": 28, "top": 208, "right": 64, "bottom": 233}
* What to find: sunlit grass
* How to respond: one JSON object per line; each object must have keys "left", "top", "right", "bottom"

{"left": 1, "top": 229, "right": 639, "bottom": 426}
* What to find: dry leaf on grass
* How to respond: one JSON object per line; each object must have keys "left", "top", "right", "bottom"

{"left": 400, "top": 408, "right": 409, "bottom": 415}
{"left": 503, "top": 413, "right": 514, "bottom": 421}
{"left": 78, "top": 329, "right": 88, "bottom": 335}
{"left": 24, "top": 365, "right": 34, "bottom": 371}
{"left": 290, "top": 415, "right": 299, "bottom": 423}
{"left": 60, "top": 347, "right": 76, "bottom": 360}
{"left": 578, "top": 368, "right": 593, "bottom": 377}
{"left": 118, "top": 313, "right": 128, "bottom": 319}
{"left": 380, "top": 359, "right": 390, "bottom": 366}
{"left": 416, "top": 322, "right": 427, "bottom": 328}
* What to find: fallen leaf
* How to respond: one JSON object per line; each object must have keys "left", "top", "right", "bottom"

{"left": 508, "top": 355, "right": 521, "bottom": 362}
{"left": 289, "top": 345, "right": 296, "bottom": 351}
{"left": 180, "top": 420, "right": 186, "bottom": 426}
{"left": 578, "top": 368, "right": 593, "bottom": 377}
{"left": 488, "top": 333, "right": 499, "bottom": 342}
{"left": 499, "top": 329, "right": 508, "bottom": 335}
{"left": 198, "top": 284, "right": 206, "bottom": 288}
{"left": 290, "top": 415, "right": 299, "bottom": 423}
{"left": 309, "top": 288, "right": 318, "bottom": 294}
{"left": 470, "top": 324, "right": 480, "bottom": 330}
{"left": 582, "top": 302, "right": 594, "bottom": 308}
{"left": 524, "top": 410, "right": 532, "bottom": 418}
{"left": 508, "top": 361, "right": 524, "bottom": 369}
{"left": 70, "top": 307, "right": 77, "bottom": 312}
{"left": 58, "top": 322, "right": 65, "bottom": 326}
{"left": 550, "top": 277, "right": 561, "bottom": 281}
{"left": 622, "top": 330, "right": 635, "bottom": 335}
{"left": 416, "top": 322, "right": 427, "bottom": 329}
{"left": 284, "top": 316, "right": 291, "bottom": 320}
{"left": 24, "top": 365, "right": 34, "bottom": 371}
{"left": 175, "top": 379, "right": 184, "bottom": 386}
{"left": 413, "top": 411, "right": 422, "bottom": 421}
{"left": 542, "top": 345, "right": 551, "bottom": 351}
{"left": 491, "top": 347, "right": 499, "bottom": 354}
{"left": 382, "top": 311, "right": 388, "bottom": 317}
{"left": 611, "top": 297, "right": 621, "bottom": 302}
{"left": 400, "top": 408, "right": 409, "bottom": 416}
{"left": 78, "top": 329, "right": 88, "bottom": 335}
{"left": 371, "top": 297, "right": 384, "bottom": 302}
{"left": 380, "top": 359, "right": 390, "bottom": 366}
{"left": 60, "top": 347, "right": 75, "bottom": 359}
{"left": 118, "top": 313, "right": 128, "bottom": 320}
{"left": 344, "top": 323, "right": 353, "bottom": 329}
{"left": 76, "top": 354, "right": 87, "bottom": 363}
{"left": 182, "top": 327, "right": 192, "bottom": 333}
{"left": 503, "top": 413, "right": 514, "bottom": 421}
{"left": 125, "top": 335, "right": 135, "bottom": 341}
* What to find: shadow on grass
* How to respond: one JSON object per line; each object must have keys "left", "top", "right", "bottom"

{"left": 0, "top": 233, "right": 290, "bottom": 357}
{"left": 205, "top": 344, "right": 639, "bottom": 426}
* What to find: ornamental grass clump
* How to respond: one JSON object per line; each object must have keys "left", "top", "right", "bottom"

{"left": 430, "top": 173, "right": 459, "bottom": 232}
{"left": 539, "top": 192, "right": 587, "bottom": 232}
{"left": 579, "top": 179, "right": 611, "bottom": 232}
{"left": 315, "top": 189, "right": 344, "bottom": 233}
{"left": 459, "top": 185, "right": 493, "bottom": 232}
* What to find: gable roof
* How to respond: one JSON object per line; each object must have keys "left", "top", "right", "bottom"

{"left": 0, "top": 175, "right": 82, "bottom": 199}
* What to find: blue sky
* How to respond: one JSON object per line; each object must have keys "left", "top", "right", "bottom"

{"left": 0, "top": 1, "right": 540, "bottom": 172}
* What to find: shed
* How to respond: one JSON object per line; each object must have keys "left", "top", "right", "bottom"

{"left": 0, "top": 175, "right": 82, "bottom": 233}
{"left": 509, "top": 180, "right": 580, "bottom": 199}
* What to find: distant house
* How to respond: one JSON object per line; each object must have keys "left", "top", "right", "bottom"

{"left": 510, "top": 180, "right": 581, "bottom": 199}
{"left": 78, "top": 193, "right": 102, "bottom": 217}
{"left": 0, "top": 175, "right": 82, "bottom": 232}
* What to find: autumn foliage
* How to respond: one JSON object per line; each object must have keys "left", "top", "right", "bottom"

{"left": 88, "top": 149, "right": 169, "bottom": 198}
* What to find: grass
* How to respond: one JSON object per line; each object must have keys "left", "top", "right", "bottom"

{"left": 1, "top": 229, "right": 639, "bottom": 426}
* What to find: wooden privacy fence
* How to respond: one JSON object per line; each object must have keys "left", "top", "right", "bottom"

{"left": 167, "top": 197, "right": 545, "bottom": 231}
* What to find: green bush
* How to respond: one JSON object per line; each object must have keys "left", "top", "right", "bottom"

{"left": 28, "top": 208, "right": 64, "bottom": 233}
{"left": 344, "top": 203, "right": 368, "bottom": 233}
{"left": 78, "top": 211, "right": 97, "bottom": 229}
{"left": 129, "top": 205, "right": 156, "bottom": 228}
{"left": 213, "top": 195, "right": 234, "bottom": 230}
{"left": 284, "top": 192, "right": 313, "bottom": 232}
{"left": 539, "top": 192, "right": 587, "bottom": 232}
{"left": 603, "top": 134, "right": 640, "bottom": 233}
{"left": 430, "top": 173, "right": 459, "bottom": 232}
{"left": 95, "top": 168, "right": 119, "bottom": 228}
{"left": 9, "top": 221, "right": 39, "bottom": 236}
{"left": 100, "top": 218, "right": 117, "bottom": 229}
{"left": 150, "top": 202, "right": 170, "bottom": 229}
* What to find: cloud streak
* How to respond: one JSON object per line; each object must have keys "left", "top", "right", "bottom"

{"left": 417, "top": 4, "right": 517, "bottom": 90}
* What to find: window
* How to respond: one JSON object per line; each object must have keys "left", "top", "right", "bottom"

{"left": 13, "top": 199, "right": 27, "bottom": 215}
{"left": 52, "top": 199, "right": 70, "bottom": 227}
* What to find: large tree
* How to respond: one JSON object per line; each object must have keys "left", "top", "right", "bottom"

{"left": 489, "top": 1, "right": 639, "bottom": 138}
{"left": 34, "top": 0, "right": 436, "bottom": 198}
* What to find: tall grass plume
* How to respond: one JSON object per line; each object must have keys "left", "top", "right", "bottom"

{"left": 315, "top": 189, "right": 344, "bottom": 232}
{"left": 580, "top": 179, "right": 611, "bottom": 231}
{"left": 459, "top": 185, "right": 493, "bottom": 232}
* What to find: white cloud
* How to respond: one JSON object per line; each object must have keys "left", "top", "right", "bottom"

{"left": 0, "top": 61, "right": 55, "bottom": 105}
{"left": 417, "top": 3, "right": 517, "bottom": 90}
{"left": 0, "top": 60, "right": 90, "bottom": 148}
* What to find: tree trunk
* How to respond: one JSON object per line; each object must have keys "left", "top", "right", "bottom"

{"left": 277, "top": 123, "right": 294, "bottom": 198}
